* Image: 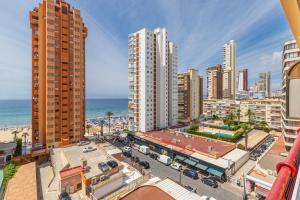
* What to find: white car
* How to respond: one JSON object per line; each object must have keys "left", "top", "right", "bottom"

{"left": 123, "top": 146, "right": 131, "bottom": 152}
{"left": 83, "top": 146, "right": 97, "bottom": 153}
{"left": 170, "top": 162, "right": 182, "bottom": 170}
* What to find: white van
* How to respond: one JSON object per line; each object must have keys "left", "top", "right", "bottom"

{"left": 158, "top": 155, "right": 172, "bottom": 165}
{"left": 139, "top": 145, "right": 150, "bottom": 155}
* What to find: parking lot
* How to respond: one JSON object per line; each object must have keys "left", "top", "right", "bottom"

{"left": 112, "top": 141, "right": 243, "bottom": 200}
{"left": 249, "top": 135, "right": 275, "bottom": 161}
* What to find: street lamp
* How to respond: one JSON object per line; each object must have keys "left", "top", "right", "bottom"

{"left": 179, "top": 166, "right": 183, "bottom": 185}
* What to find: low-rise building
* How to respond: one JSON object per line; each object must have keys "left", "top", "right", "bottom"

{"left": 246, "top": 135, "right": 287, "bottom": 199}
{"left": 240, "top": 99, "right": 281, "bottom": 130}
{"left": 52, "top": 142, "right": 142, "bottom": 199}
{"left": 0, "top": 142, "right": 16, "bottom": 166}
{"left": 121, "top": 177, "right": 205, "bottom": 200}
{"left": 203, "top": 98, "right": 281, "bottom": 130}
{"left": 203, "top": 99, "right": 237, "bottom": 118}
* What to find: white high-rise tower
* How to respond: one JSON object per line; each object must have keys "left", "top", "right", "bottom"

{"left": 128, "top": 28, "right": 178, "bottom": 132}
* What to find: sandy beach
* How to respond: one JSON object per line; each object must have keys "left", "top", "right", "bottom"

{"left": 0, "top": 127, "right": 32, "bottom": 143}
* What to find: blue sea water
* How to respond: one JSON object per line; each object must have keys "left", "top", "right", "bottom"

{"left": 0, "top": 99, "right": 128, "bottom": 128}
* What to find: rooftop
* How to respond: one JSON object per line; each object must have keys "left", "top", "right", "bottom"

{"left": 53, "top": 142, "right": 120, "bottom": 179}
{"left": 136, "top": 130, "right": 235, "bottom": 158}
{"left": 121, "top": 178, "right": 204, "bottom": 200}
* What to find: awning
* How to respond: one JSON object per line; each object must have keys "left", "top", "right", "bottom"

{"left": 207, "top": 168, "right": 224, "bottom": 178}
{"left": 195, "top": 163, "right": 208, "bottom": 171}
{"left": 184, "top": 159, "right": 197, "bottom": 166}
{"left": 175, "top": 155, "right": 185, "bottom": 161}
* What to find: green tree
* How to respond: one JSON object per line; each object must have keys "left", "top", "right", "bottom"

{"left": 11, "top": 130, "right": 19, "bottom": 141}
{"left": 22, "top": 132, "right": 29, "bottom": 144}
{"left": 14, "top": 138, "right": 22, "bottom": 156}
{"left": 86, "top": 124, "right": 92, "bottom": 134}
{"left": 240, "top": 123, "right": 250, "bottom": 151}
{"left": 106, "top": 112, "right": 114, "bottom": 133}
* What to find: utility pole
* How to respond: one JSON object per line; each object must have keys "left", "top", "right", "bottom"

{"left": 243, "top": 173, "right": 247, "bottom": 200}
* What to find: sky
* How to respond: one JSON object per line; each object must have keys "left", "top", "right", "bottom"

{"left": 0, "top": 0, "right": 293, "bottom": 99}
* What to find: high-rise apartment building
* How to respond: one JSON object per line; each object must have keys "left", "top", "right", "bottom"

{"left": 128, "top": 28, "right": 178, "bottom": 132}
{"left": 30, "top": 0, "right": 87, "bottom": 149}
{"left": 207, "top": 64, "right": 223, "bottom": 99}
{"left": 237, "top": 69, "right": 248, "bottom": 92}
{"left": 223, "top": 40, "right": 236, "bottom": 99}
{"left": 254, "top": 72, "right": 271, "bottom": 97}
{"left": 282, "top": 40, "right": 300, "bottom": 151}
{"left": 177, "top": 69, "right": 203, "bottom": 123}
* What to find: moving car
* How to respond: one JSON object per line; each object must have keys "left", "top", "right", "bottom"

{"left": 123, "top": 151, "right": 132, "bottom": 158}
{"left": 139, "top": 161, "right": 150, "bottom": 169}
{"left": 157, "top": 155, "right": 172, "bottom": 165}
{"left": 98, "top": 162, "right": 110, "bottom": 172}
{"left": 139, "top": 145, "right": 150, "bottom": 154}
{"left": 170, "top": 162, "right": 182, "bottom": 170}
{"left": 83, "top": 146, "right": 97, "bottom": 153}
{"left": 201, "top": 178, "right": 218, "bottom": 188}
{"left": 107, "top": 160, "right": 118, "bottom": 168}
{"left": 183, "top": 169, "right": 199, "bottom": 179}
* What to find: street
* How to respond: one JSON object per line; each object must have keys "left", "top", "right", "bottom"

{"left": 113, "top": 141, "right": 243, "bottom": 200}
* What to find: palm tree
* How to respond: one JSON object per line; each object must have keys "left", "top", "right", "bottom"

{"left": 245, "top": 109, "right": 254, "bottom": 124}
{"left": 236, "top": 109, "right": 241, "bottom": 124}
{"left": 11, "top": 130, "right": 19, "bottom": 141}
{"left": 86, "top": 124, "right": 92, "bottom": 134}
{"left": 241, "top": 123, "right": 250, "bottom": 151}
{"left": 106, "top": 112, "right": 114, "bottom": 133}
{"left": 22, "top": 132, "right": 29, "bottom": 144}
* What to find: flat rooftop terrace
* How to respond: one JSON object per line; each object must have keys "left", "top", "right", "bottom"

{"left": 136, "top": 130, "right": 235, "bottom": 158}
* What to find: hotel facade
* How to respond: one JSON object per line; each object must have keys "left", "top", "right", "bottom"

{"left": 128, "top": 28, "right": 178, "bottom": 132}
{"left": 30, "top": 0, "right": 87, "bottom": 148}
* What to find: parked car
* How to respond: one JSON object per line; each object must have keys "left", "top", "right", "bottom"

{"left": 201, "top": 178, "right": 218, "bottom": 188}
{"left": 131, "top": 156, "right": 140, "bottom": 163}
{"left": 98, "top": 162, "right": 110, "bottom": 172}
{"left": 139, "top": 161, "right": 150, "bottom": 169}
{"left": 83, "top": 146, "right": 97, "bottom": 153}
{"left": 59, "top": 192, "right": 71, "bottom": 200}
{"left": 77, "top": 141, "right": 90, "bottom": 146}
{"left": 149, "top": 153, "right": 159, "bottom": 160}
{"left": 170, "top": 162, "right": 182, "bottom": 170}
{"left": 132, "top": 144, "right": 140, "bottom": 150}
{"left": 183, "top": 169, "right": 199, "bottom": 179}
{"left": 123, "top": 146, "right": 131, "bottom": 152}
{"left": 107, "top": 160, "right": 118, "bottom": 168}
{"left": 157, "top": 155, "right": 172, "bottom": 165}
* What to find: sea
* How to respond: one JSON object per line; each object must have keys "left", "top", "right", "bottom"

{"left": 0, "top": 99, "right": 128, "bottom": 128}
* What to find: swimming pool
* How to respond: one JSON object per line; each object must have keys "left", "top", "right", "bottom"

{"left": 203, "top": 131, "right": 232, "bottom": 138}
